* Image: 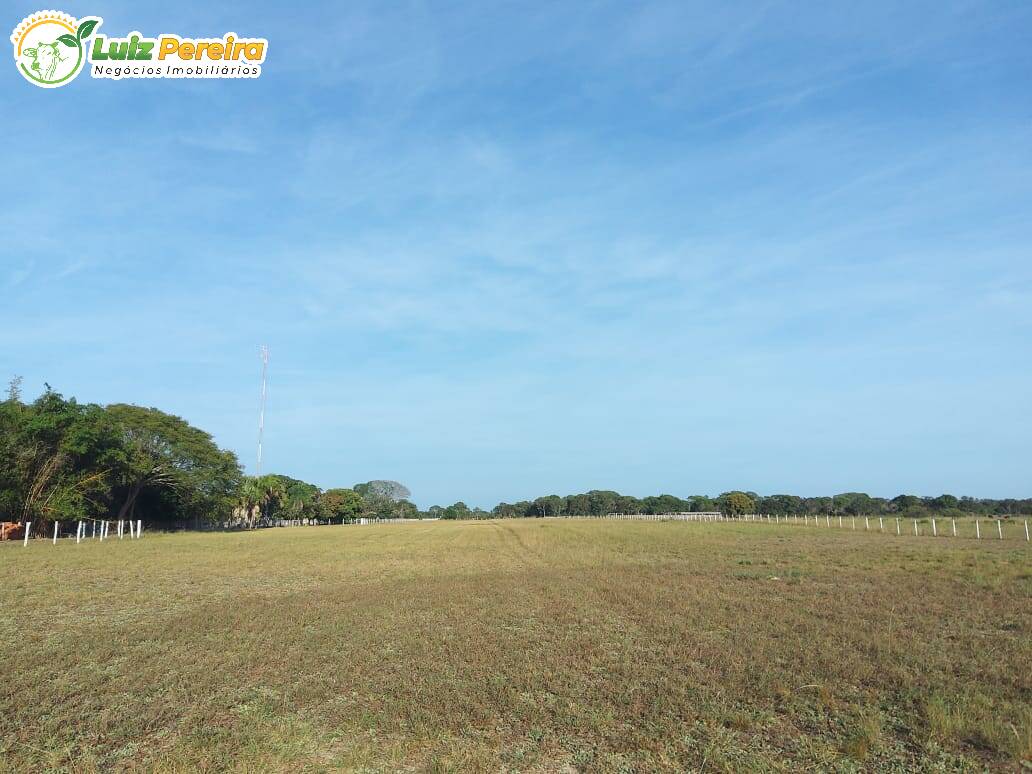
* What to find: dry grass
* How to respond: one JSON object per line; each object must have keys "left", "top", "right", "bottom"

{"left": 1, "top": 520, "right": 1029, "bottom": 772}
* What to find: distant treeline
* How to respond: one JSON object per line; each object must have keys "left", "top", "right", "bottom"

{"left": 2, "top": 381, "right": 1028, "bottom": 533}
{"left": 468, "top": 490, "right": 1032, "bottom": 520}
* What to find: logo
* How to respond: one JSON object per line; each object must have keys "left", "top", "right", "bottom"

{"left": 12, "top": 11, "right": 267, "bottom": 87}
{"left": 11, "top": 11, "right": 98, "bottom": 87}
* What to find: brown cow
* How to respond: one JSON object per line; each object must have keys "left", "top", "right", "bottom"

{"left": 0, "top": 522, "right": 24, "bottom": 540}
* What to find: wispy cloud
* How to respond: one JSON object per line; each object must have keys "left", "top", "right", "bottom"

{"left": 8, "top": 260, "right": 35, "bottom": 287}
{"left": 1, "top": 0, "right": 1029, "bottom": 504}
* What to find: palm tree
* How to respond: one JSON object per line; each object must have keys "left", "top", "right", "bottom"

{"left": 238, "top": 475, "right": 286, "bottom": 528}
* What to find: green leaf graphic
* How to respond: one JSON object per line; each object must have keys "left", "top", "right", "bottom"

{"left": 58, "top": 34, "right": 78, "bottom": 47}
{"left": 76, "top": 19, "right": 98, "bottom": 40}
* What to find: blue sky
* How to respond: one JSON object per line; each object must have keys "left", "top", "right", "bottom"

{"left": 3, "top": 1, "right": 1031, "bottom": 507}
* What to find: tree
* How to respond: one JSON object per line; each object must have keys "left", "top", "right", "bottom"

{"left": 395, "top": 500, "right": 420, "bottom": 519}
{"left": 320, "top": 488, "right": 365, "bottom": 522}
{"left": 354, "top": 480, "right": 412, "bottom": 519}
{"left": 586, "top": 490, "right": 620, "bottom": 516}
{"left": 532, "top": 495, "right": 563, "bottom": 517}
{"left": 441, "top": 502, "right": 471, "bottom": 520}
{"left": 106, "top": 404, "right": 242, "bottom": 526}
{"left": 831, "top": 492, "right": 874, "bottom": 516}
{"left": 0, "top": 387, "right": 120, "bottom": 528}
{"left": 930, "top": 494, "right": 959, "bottom": 512}
{"left": 686, "top": 495, "right": 717, "bottom": 512}
{"left": 354, "top": 480, "right": 410, "bottom": 501}
{"left": 719, "top": 491, "right": 755, "bottom": 517}
{"left": 891, "top": 494, "right": 921, "bottom": 512}
{"left": 237, "top": 475, "right": 287, "bottom": 527}
{"left": 564, "top": 493, "right": 591, "bottom": 516}
{"left": 614, "top": 494, "right": 642, "bottom": 514}
{"left": 492, "top": 502, "right": 519, "bottom": 518}
{"left": 759, "top": 494, "right": 802, "bottom": 516}
{"left": 270, "top": 475, "right": 322, "bottom": 520}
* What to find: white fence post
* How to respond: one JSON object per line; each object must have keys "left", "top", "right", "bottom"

{"left": 895, "top": 518, "right": 900, "bottom": 535}
{"left": 976, "top": 520, "right": 981, "bottom": 540}
{"left": 24, "top": 522, "right": 32, "bottom": 546}
{"left": 913, "top": 519, "right": 919, "bottom": 536}
{"left": 879, "top": 517, "right": 884, "bottom": 532}
{"left": 932, "top": 518, "right": 937, "bottom": 537}
{"left": 952, "top": 518, "right": 957, "bottom": 537}
{"left": 997, "top": 520, "right": 1003, "bottom": 540}
{"left": 865, "top": 516, "right": 869, "bottom": 530}
{"left": 53, "top": 521, "right": 59, "bottom": 545}
{"left": 1025, "top": 520, "right": 1030, "bottom": 542}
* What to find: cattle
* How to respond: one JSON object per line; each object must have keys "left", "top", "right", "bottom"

{"left": 0, "top": 522, "right": 23, "bottom": 541}
{"left": 22, "top": 40, "right": 66, "bottom": 81}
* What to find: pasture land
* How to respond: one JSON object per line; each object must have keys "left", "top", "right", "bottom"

{"left": 1, "top": 520, "right": 1029, "bottom": 771}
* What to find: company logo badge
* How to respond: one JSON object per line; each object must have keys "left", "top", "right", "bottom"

{"left": 12, "top": 11, "right": 267, "bottom": 87}
{"left": 11, "top": 11, "right": 98, "bottom": 87}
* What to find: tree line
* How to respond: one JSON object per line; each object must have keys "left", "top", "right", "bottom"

{"left": 474, "top": 490, "right": 1032, "bottom": 520}
{"left": 2, "top": 381, "right": 1028, "bottom": 535}
{"left": 0, "top": 380, "right": 418, "bottom": 532}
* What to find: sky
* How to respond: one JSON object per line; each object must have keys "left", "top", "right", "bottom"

{"left": 2, "top": 1, "right": 1030, "bottom": 508}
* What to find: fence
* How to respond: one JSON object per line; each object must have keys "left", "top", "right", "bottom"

{"left": 694, "top": 512, "right": 1030, "bottom": 543}
{"left": 567, "top": 512, "right": 723, "bottom": 522}
{"left": 358, "top": 517, "right": 440, "bottom": 525}
{"left": 3, "top": 518, "right": 144, "bottom": 547}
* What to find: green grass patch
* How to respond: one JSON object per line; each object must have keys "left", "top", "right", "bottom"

{"left": 1, "top": 521, "right": 1029, "bottom": 771}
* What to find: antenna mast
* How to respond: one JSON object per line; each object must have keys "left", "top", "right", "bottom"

{"left": 256, "top": 345, "right": 269, "bottom": 476}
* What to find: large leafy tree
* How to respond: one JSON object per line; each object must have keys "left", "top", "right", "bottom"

{"left": 0, "top": 384, "right": 120, "bottom": 527}
{"left": 354, "top": 480, "right": 412, "bottom": 519}
{"left": 441, "top": 501, "right": 471, "bottom": 520}
{"left": 106, "top": 404, "right": 242, "bottom": 525}
{"left": 354, "top": 480, "right": 410, "bottom": 501}
{"left": 642, "top": 494, "right": 688, "bottom": 514}
{"left": 271, "top": 474, "right": 322, "bottom": 519}
{"left": 532, "top": 494, "right": 563, "bottom": 517}
{"left": 320, "top": 488, "right": 365, "bottom": 522}
{"left": 719, "top": 491, "right": 755, "bottom": 517}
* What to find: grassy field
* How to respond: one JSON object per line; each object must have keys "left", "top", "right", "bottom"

{"left": 1, "top": 520, "right": 1029, "bottom": 772}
